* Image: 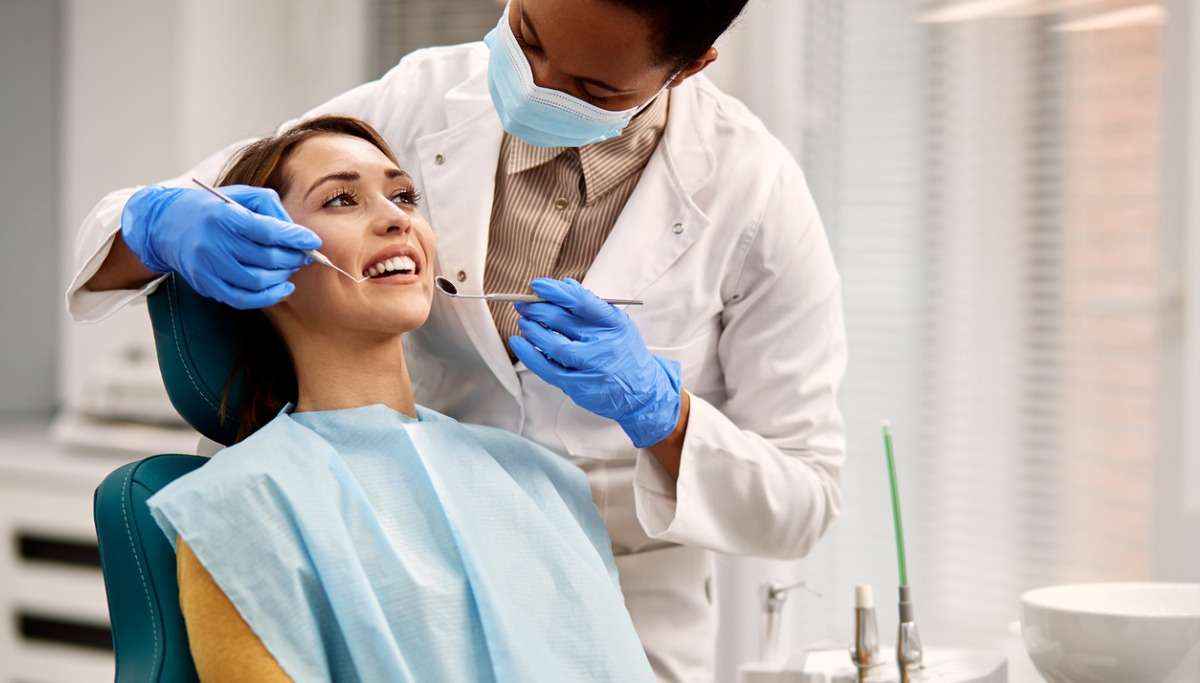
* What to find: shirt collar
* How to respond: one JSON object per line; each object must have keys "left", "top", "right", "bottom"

{"left": 505, "top": 138, "right": 569, "bottom": 175}
{"left": 578, "top": 91, "right": 669, "bottom": 203}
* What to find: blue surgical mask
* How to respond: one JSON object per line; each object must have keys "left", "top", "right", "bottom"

{"left": 483, "top": 9, "right": 670, "bottom": 148}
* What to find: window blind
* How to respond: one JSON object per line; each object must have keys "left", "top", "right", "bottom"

{"left": 759, "top": 0, "right": 1165, "bottom": 679}
{"left": 368, "top": 0, "right": 502, "bottom": 78}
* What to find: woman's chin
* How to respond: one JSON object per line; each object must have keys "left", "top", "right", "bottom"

{"left": 371, "top": 305, "right": 431, "bottom": 337}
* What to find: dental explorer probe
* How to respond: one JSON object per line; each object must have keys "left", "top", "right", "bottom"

{"left": 191, "top": 178, "right": 369, "bottom": 282}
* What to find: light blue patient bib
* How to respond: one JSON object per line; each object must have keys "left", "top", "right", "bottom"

{"left": 148, "top": 404, "right": 653, "bottom": 682}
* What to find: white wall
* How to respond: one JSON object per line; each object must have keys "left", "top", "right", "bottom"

{"left": 1159, "top": 0, "right": 1200, "bottom": 580}
{"left": 1185, "top": 0, "right": 1200, "bottom": 534}
{"left": 1, "top": 0, "right": 61, "bottom": 419}
{"left": 58, "top": 0, "right": 369, "bottom": 408}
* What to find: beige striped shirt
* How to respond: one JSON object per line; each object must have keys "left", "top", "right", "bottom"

{"left": 484, "top": 92, "right": 669, "bottom": 359}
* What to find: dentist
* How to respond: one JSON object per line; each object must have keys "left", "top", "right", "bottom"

{"left": 69, "top": 1, "right": 847, "bottom": 680}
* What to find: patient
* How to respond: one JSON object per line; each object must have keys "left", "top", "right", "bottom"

{"left": 146, "top": 115, "right": 654, "bottom": 682}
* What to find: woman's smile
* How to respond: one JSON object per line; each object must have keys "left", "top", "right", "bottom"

{"left": 361, "top": 244, "right": 423, "bottom": 284}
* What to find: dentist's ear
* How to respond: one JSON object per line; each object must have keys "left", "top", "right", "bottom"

{"left": 669, "top": 47, "right": 719, "bottom": 88}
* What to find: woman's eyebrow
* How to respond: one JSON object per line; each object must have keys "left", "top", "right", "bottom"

{"left": 305, "top": 168, "right": 411, "bottom": 200}
{"left": 306, "top": 171, "right": 360, "bottom": 200}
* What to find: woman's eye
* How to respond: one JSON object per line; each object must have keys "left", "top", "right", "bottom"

{"left": 323, "top": 192, "right": 356, "bottom": 208}
{"left": 392, "top": 189, "right": 423, "bottom": 207}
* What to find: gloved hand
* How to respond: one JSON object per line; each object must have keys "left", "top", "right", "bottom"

{"left": 121, "top": 184, "right": 321, "bottom": 309}
{"left": 509, "top": 278, "right": 682, "bottom": 448}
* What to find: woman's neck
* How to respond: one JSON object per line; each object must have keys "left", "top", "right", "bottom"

{"left": 286, "top": 331, "right": 416, "bottom": 418}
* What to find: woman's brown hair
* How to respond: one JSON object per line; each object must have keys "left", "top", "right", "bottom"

{"left": 217, "top": 115, "right": 402, "bottom": 442}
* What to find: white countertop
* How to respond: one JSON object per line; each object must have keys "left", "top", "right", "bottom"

{"left": 0, "top": 413, "right": 200, "bottom": 491}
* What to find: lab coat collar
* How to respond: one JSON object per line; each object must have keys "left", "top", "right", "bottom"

{"left": 657, "top": 76, "right": 718, "bottom": 196}
{"left": 442, "top": 60, "right": 494, "bottom": 127}
{"left": 578, "top": 77, "right": 716, "bottom": 305}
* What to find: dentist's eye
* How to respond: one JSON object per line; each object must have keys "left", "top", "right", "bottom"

{"left": 579, "top": 89, "right": 618, "bottom": 106}
{"left": 514, "top": 23, "right": 543, "bottom": 56}
{"left": 323, "top": 188, "right": 358, "bottom": 208}
{"left": 392, "top": 188, "right": 423, "bottom": 207}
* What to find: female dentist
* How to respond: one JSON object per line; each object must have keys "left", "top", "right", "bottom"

{"left": 68, "top": 1, "right": 848, "bottom": 680}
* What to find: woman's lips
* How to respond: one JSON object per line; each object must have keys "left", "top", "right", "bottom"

{"left": 361, "top": 245, "right": 423, "bottom": 280}
{"left": 364, "top": 255, "right": 416, "bottom": 279}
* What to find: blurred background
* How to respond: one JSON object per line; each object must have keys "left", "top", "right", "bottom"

{"left": 0, "top": 0, "right": 1195, "bottom": 681}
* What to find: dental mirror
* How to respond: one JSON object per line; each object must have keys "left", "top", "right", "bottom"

{"left": 434, "top": 276, "right": 642, "bottom": 305}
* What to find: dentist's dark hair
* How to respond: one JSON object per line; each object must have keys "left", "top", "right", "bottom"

{"left": 604, "top": 0, "right": 751, "bottom": 70}
{"left": 215, "top": 115, "right": 402, "bottom": 442}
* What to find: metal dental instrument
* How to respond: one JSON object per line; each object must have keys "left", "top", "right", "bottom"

{"left": 191, "top": 178, "right": 369, "bottom": 283}
{"left": 435, "top": 275, "right": 643, "bottom": 305}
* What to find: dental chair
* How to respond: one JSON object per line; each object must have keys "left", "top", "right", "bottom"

{"left": 93, "top": 274, "right": 245, "bottom": 683}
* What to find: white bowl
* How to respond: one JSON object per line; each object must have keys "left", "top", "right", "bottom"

{"left": 1020, "top": 582, "right": 1200, "bottom": 683}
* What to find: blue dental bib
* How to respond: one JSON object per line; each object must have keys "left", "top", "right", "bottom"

{"left": 148, "top": 404, "right": 653, "bottom": 682}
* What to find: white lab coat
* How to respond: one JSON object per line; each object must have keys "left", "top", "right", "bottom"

{"left": 68, "top": 43, "right": 847, "bottom": 683}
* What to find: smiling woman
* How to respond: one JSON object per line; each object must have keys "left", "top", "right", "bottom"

{"left": 213, "top": 116, "right": 435, "bottom": 441}
{"left": 144, "top": 115, "right": 655, "bottom": 683}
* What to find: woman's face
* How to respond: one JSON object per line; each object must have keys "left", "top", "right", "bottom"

{"left": 270, "top": 133, "right": 435, "bottom": 338}
{"left": 509, "top": 0, "right": 686, "bottom": 111}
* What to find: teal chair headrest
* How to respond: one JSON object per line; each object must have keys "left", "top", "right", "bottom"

{"left": 147, "top": 274, "right": 244, "bottom": 447}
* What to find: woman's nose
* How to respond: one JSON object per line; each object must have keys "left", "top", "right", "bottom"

{"left": 374, "top": 199, "right": 412, "bottom": 235}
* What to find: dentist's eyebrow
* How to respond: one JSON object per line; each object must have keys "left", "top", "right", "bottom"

{"left": 520, "top": 7, "right": 545, "bottom": 49}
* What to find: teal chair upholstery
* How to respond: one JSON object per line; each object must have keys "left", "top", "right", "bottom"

{"left": 94, "top": 274, "right": 246, "bottom": 681}
{"left": 94, "top": 455, "right": 206, "bottom": 683}
{"left": 145, "top": 273, "right": 245, "bottom": 447}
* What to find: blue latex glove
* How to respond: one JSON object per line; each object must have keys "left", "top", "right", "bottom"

{"left": 509, "top": 278, "right": 682, "bottom": 448}
{"left": 121, "top": 185, "right": 321, "bottom": 309}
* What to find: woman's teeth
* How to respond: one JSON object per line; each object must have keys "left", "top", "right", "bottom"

{"left": 364, "top": 255, "right": 417, "bottom": 279}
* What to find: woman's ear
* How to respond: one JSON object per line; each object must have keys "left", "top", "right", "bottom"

{"left": 669, "top": 47, "right": 719, "bottom": 88}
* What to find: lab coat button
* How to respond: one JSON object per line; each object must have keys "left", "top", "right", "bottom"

{"left": 456, "top": 270, "right": 467, "bottom": 282}
{"left": 554, "top": 197, "right": 569, "bottom": 210}
{"left": 434, "top": 153, "right": 445, "bottom": 165}
{"left": 672, "top": 223, "right": 684, "bottom": 234}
